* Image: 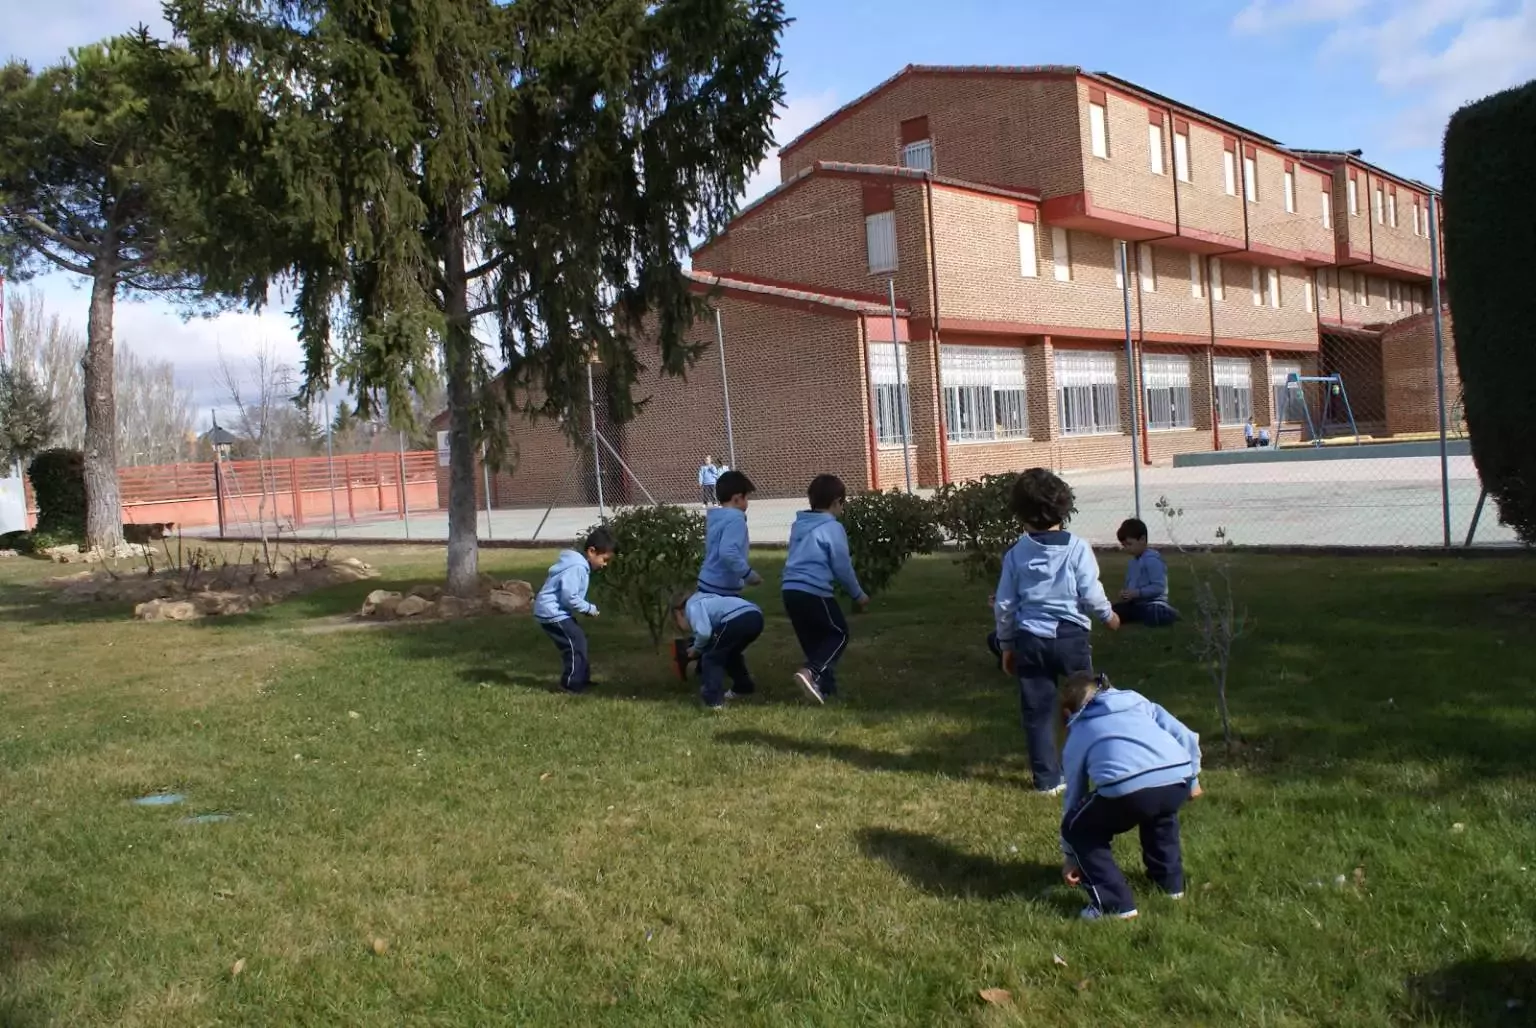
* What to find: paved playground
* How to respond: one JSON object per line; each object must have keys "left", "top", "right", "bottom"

{"left": 209, "top": 449, "right": 1515, "bottom": 549}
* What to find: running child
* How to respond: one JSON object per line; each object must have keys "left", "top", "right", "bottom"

{"left": 782, "top": 473, "right": 868, "bottom": 704}
{"left": 697, "top": 470, "right": 762, "bottom": 596}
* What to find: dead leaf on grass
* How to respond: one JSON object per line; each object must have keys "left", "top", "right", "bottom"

{"left": 978, "top": 987, "right": 1013, "bottom": 1006}
{"left": 370, "top": 937, "right": 390, "bottom": 956}
{"left": 1076, "top": 978, "right": 1092, "bottom": 992}
{"left": 230, "top": 957, "right": 246, "bottom": 977}
{"left": 1053, "top": 953, "right": 1068, "bottom": 968}
{"left": 539, "top": 772, "right": 553, "bottom": 782}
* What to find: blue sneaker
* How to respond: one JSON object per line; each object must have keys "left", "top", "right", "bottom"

{"left": 1080, "top": 906, "right": 1138, "bottom": 922}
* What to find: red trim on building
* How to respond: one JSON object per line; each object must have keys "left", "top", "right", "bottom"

{"left": 1246, "top": 239, "right": 1336, "bottom": 267}
{"left": 862, "top": 183, "right": 895, "bottom": 215}
{"left": 864, "top": 315, "right": 911, "bottom": 343}
{"left": 899, "top": 115, "right": 929, "bottom": 145}
{"left": 1223, "top": 136, "right": 1236, "bottom": 152}
{"left": 1243, "top": 144, "right": 1257, "bottom": 159}
{"left": 686, "top": 273, "right": 909, "bottom": 318}
{"left": 1041, "top": 191, "right": 1178, "bottom": 239}
{"left": 1017, "top": 205, "right": 1036, "bottom": 223}
{"left": 1173, "top": 117, "right": 1190, "bottom": 134}
{"left": 911, "top": 316, "right": 1317, "bottom": 353}
{"left": 690, "top": 270, "right": 891, "bottom": 306}
{"left": 1088, "top": 85, "right": 1108, "bottom": 105}
{"left": 1147, "top": 107, "right": 1163, "bottom": 124}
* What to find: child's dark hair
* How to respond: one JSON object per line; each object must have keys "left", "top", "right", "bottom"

{"left": 715, "top": 470, "right": 755, "bottom": 504}
{"left": 807, "top": 473, "right": 847, "bottom": 511}
{"left": 1117, "top": 517, "right": 1149, "bottom": 543}
{"left": 1061, "top": 671, "right": 1109, "bottom": 716}
{"left": 1010, "top": 468, "right": 1076, "bottom": 530}
{"left": 583, "top": 526, "right": 617, "bottom": 554}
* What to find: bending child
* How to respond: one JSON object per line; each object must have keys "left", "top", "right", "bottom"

{"left": 672, "top": 589, "right": 763, "bottom": 710}
{"left": 994, "top": 468, "right": 1119, "bottom": 794}
{"left": 533, "top": 527, "right": 615, "bottom": 694}
{"left": 1059, "top": 671, "right": 1203, "bottom": 921}
{"left": 1113, "top": 518, "right": 1180, "bottom": 626}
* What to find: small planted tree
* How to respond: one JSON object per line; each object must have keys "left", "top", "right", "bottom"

{"left": 589, "top": 505, "right": 705, "bottom": 648}
{"left": 26, "top": 448, "right": 87, "bottom": 546}
{"left": 1155, "top": 496, "right": 1246, "bottom": 751}
{"left": 931, "top": 472, "right": 1023, "bottom": 582}
{"left": 842, "top": 489, "right": 942, "bottom": 596}
{"left": 0, "top": 362, "right": 57, "bottom": 466}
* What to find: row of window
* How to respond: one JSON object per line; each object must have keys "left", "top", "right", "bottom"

{"left": 869, "top": 345, "right": 1302, "bottom": 444}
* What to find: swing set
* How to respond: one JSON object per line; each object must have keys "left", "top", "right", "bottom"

{"left": 1273, "top": 372, "right": 1361, "bottom": 446}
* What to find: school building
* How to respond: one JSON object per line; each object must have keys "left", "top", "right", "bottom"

{"left": 445, "top": 64, "right": 1455, "bottom": 507}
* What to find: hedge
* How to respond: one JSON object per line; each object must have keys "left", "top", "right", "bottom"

{"left": 1443, "top": 78, "right": 1536, "bottom": 544}
{"left": 26, "top": 448, "right": 87, "bottom": 543}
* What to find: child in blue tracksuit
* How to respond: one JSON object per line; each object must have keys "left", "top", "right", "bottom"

{"left": 698, "top": 456, "right": 722, "bottom": 506}
{"left": 697, "top": 470, "right": 762, "bottom": 597}
{"left": 533, "top": 527, "right": 616, "bottom": 693}
{"left": 1058, "top": 671, "right": 1203, "bottom": 921}
{"left": 672, "top": 590, "right": 764, "bottom": 709}
{"left": 782, "top": 474, "right": 868, "bottom": 705}
{"left": 1113, "top": 518, "right": 1179, "bottom": 627}
{"left": 994, "top": 468, "right": 1119, "bottom": 794}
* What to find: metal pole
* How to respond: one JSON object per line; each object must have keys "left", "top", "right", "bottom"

{"left": 532, "top": 452, "right": 584, "bottom": 543}
{"left": 714, "top": 307, "right": 737, "bottom": 468}
{"left": 595, "top": 428, "right": 658, "bottom": 505}
{"left": 586, "top": 359, "right": 605, "bottom": 516}
{"left": 1464, "top": 487, "right": 1487, "bottom": 548}
{"left": 481, "top": 443, "right": 494, "bottom": 541}
{"left": 1119, "top": 241, "right": 1142, "bottom": 520}
{"left": 211, "top": 410, "right": 227, "bottom": 537}
{"left": 322, "top": 394, "right": 339, "bottom": 538}
{"left": 1428, "top": 192, "right": 1451, "bottom": 548}
{"left": 398, "top": 430, "right": 411, "bottom": 540}
{"left": 888, "top": 276, "right": 913, "bottom": 493}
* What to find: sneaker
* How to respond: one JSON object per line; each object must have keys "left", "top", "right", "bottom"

{"left": 702, "top": 698, "right": 726, "bottom": 711}
{"left": 1080, "top": 906, "right": 1139, "bottom": 921}
{"left": 1038, "top": 783, "right": 1067, "bottom": 797}
{"left": 670, "top": 639, "right": 690, "bottom": 682}
{"left": 793, "top": 669, "right": 825, "bottom": 705}
{"left": 561, "top": 682, "right": 590, "bottom": 695}
{"left": 1166, "top": 892, "right": 1185, "bottom": 900}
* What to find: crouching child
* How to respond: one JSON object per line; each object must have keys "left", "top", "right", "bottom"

{"left": 672, "top": 589, "right": 763, "bottom": 709}
{"left": 533, "top": 528, "right": 615, "bottom": 693}
{"left": 1058, "top": 671, "right": 1203, "bottom": 921}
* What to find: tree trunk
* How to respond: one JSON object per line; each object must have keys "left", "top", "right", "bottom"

{"left": 83, "top": 263, "right": 123, "bottom": 551}
{"left": 442, "top": 207, "right": 480, "bottom": 597}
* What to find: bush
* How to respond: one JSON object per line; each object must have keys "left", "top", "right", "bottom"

{"left": 1443, "top": 79, "right": 1536, "bottom": 543}
{"left": 26, "top": 448, "right": 86, "bottom": 543}
{"left": 588, "top": 504, "right": 706, "bottom": 647}
{"left": 841, "top": 489, "right": 942, "bottom": 596}
{"left": 930, "top": 473, "right": 1022, "bottom": 582}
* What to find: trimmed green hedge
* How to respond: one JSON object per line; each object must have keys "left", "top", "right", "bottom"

{"left": 26, "top": 448, "right": 86, "bottom": 543}
{"left": 1443, "top": 78, "right": 1536, "bottom": 544}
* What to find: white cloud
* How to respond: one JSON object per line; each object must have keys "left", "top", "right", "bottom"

{"left": 4, "top": 0, "right": 169, "bottom": 67}
{"left": 1233, "top": 0, "right": 1536, "bottom": 157}
{"left": 740, "top": 89, "right": 842, "bottom": 204}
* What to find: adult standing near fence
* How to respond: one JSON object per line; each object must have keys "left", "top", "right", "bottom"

{"left": 698, "top": 456, "right": 721, "bottom": 507}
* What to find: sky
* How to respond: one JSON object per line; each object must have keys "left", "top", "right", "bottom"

{"left": 8, "top": 0, "right": 1535, "bottom": 424}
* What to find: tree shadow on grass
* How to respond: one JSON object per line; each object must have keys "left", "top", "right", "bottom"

{"left": 716, "top": 728, "right": 1029, "bottom": 787}
{"left": 1402, "top": 956, "right": 1536, "bottom": 1027}
{"left": 0, "top": 910, "right": 76, "bottom": 1028}
{"left": 856, "top": 827, "right": 1069, "bottom": 908}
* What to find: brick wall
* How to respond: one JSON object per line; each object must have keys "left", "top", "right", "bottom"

{"left": 1080, "top": 80, "right": 1177, "bottom": 224}
{"left": 1208, "top": 257, "right": 1319, "bottom": 350}
{"left": 1364, "top": 173, "right": 1433, "bottom": 274}
{"left": 1175, "top": 119, "right": 1246, "bottom": 245}
{"left": 1244, "top": 150, "right": 1333, "bottom": 260}
{"left": 1382, "top": 308, "right": 1461, "bottom": 436}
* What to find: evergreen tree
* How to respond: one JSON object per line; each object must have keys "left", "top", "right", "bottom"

{"left": 0, "top": 362, "right": 58, "bottom": 466}
{"left": 162, "top": 0, "right": 786, "bottom": 595}
{"left": 0, "top": 36, "right": 219, "bottom": 549}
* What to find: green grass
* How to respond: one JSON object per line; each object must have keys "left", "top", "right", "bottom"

{"left": 1, "top": 545, "right": 1534, "bottom": 1027}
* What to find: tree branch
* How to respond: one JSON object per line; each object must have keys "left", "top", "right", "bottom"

{"left": 466, "top": 301, "right": 500, "bottom": 320}
{"left": 464, "top": 253, "right": 507, "bottom": 282}
{"left": 31, "top": 244, "right": 95, "bottom": 278}
{"left": 18, "top": 214, "right": 96, "bottom": 258}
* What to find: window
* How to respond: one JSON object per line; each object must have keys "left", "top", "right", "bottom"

{"left": 868, "top": 342, "right": 910, "bottom": 446}
{"left": 1189, "top": 253, "right": 1204, "bottom": 299}
{"left": 1138, "top": 243, "right": 1156, "bottom": 293}
{"left": 1316, "top": 269, "right": 1330, "bottom": 301}
{"left": 1148, "top": 122, "right": 1165, "bottom": 175}
{"left": 1267, "top": 267, "right": 1281, "bottom": 309}
{"left": 1089, "top": 102, "right": 1108, "bottom": 158}
{"left": 865, "top": 211, "right": 897, "bottom": 274}
{"left": 900, "top": 139, "right": 933, "bottom": 172}
{"left": 1284, "top": 169, "right": 1296, "bottom": 213}
{"left": 1412, "top": 198, "right": 1422, "bottom": 236}
{"left": 1211, "top": 257, "right": 1225, "bottom": 300}
{"left": 1056, "top": 351, "right": 1120, "bottom": 436}
{"left": 1113, "top": 239, "right": 1126, "bottom": 289}
{"left": 1388, "top": 280, "right": 1400, "bottom": 311}
{"left": 1348, "top": 176, "right": 1358, "bottom": 216}
{"left": 1304, "top": 275, "right": 1314, "bottom": 313}
{"left": 1321, "top": 189, "right": 1332, "bottom": 229}
{"left": 1052, "top": 227, "right": 1072, "bottom": 282}
{"left": 941, "top": 345, "right": 1029, "bottom": 443}
{"left": 1243, "top": 154, "right": 1258, "bottom": 203}
{"left": 1251, "top": 265, "right": 1263, "bottom": 306}
{"left": 1272, "top": 362, "right": 1303, "bottom": 424}
{"left": 1374, "top": 184, "right": 1384, "bottom": 224}
{"left": 1223, "top": 148, "right": 1237, "bottom": 196}
{"left": 1173, "top": 129, "right": 1190, "bottom": 181}
{"left": 1142, "top": 354, "right": 1194, "bottom": 431}
{"left": 1357, "top": 274, "right": 1369, "bottom": 306}
{"left": 1017, "top": 220, "right": 1038, "bottom": 278}
{"left": 1388, "top": 190, "right": 1398, "bottom": 228}
{"left": 1213, "top": 356, "right": 1253, "bottom": 425}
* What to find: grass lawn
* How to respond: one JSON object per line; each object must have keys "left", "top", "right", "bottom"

{"left": 1, "top": 544, "right": 1534, "bottom": 1027}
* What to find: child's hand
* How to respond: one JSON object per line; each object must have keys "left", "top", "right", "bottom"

{"left": 987, "top": 593, "right": 996, "bottom": 607}
{"left": 687, "top": 648, "right": 700, "bottom": 660}
{"left": 854, "top": 595, "right": 871, "bottom": 612}
{"left": 1105, "top": 612, "right": 1122, "bottom": 631}
{"left": 1001, "top": 650, "right": 1016, "bottom": 676}
{"left": 1063, "top": 864, "right": 1082, "bottom": 887}
{"left": 1118, "top": 588, "right": 1136, "bottom": 601}
{"left": 586, "top": 607, "right": 600, "bottom": 618}
{"left": 1189, "top": 782, "right": 1204, "bottom": 800}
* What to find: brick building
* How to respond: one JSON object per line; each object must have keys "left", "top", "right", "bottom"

{"left": 453, "top": 64, "right": 1454, "bottom": 506}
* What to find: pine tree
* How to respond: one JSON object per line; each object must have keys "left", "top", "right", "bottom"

{"left": 163, "top": 0, "right": 786, "bottom": 595}
{"left": 0, "top": 362, "right": 58, "bottom": 466}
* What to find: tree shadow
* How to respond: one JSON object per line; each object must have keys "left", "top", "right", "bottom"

{"left": 0, "top": 910, "right": 76, "bottom": 1027}
{"left": 715, "top": 728, "right": 1028, "bottom": 787}
{"left": 855, "top": 827, "right": 1068, "bottom": 907}
{"left": 1402, "top": 956, "right": 1536, "bottom": 1027}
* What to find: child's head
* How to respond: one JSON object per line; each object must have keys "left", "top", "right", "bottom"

{"left": 1060, "top": 671, "right": 1107, "bottom": 718}
{"left": 807, "top": 473, "right": 847, "bottom": 516}
{"left": 715, "top": 470, "right": 755, "bottom": 509}
{"left": 670, "top": 588, "right": 695, "bottom": 633}
{"left": 1010, "top": 468, "right": 1076, "bottom": 531}
{"left": 704, "top": 455, "right": 715, "bottom": 466}
{"left": 1117, "top": 517, "right": 1149, "bottom": 556}
{"left": 582, "top": 526, "right": 617, "bottom": 569}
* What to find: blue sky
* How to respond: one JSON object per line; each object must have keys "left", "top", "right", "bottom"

{"left": 9, "top": 0, "right": 1535, "bottom": 420}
